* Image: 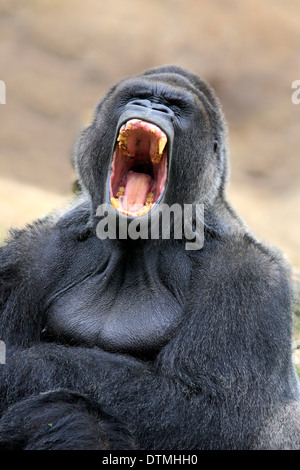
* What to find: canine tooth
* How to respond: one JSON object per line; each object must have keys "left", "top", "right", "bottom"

{"left": 151, "top": 136, "right": 167, "bottom": 163}
{"left": 158, "top": 136, "right": 167, "bottom": 154}
{"left": 111, "top": 197, "right": 120, "bottom": 210}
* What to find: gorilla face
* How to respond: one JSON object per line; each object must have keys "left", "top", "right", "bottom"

{"left": 75, "top": 66, "right": 228, "bottom": 222}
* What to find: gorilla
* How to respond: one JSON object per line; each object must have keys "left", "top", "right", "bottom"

{"left": 0, "top": 65, "right": 300, "bottom": 450}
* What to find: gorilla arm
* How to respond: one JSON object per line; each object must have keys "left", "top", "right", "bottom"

{"left": 156, "top": 234, "right": 300, "bottom": 449}
{"left": 0, "top": 224, "right": 182, "bottom": 449}
{"left": 0, "top": 228, "right": 149, "bottom": 449}
{"left": 0, "top": 226, "right": 48, "bottom": 346}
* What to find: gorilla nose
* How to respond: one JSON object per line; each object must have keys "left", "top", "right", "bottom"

{"left": 119, "top": 98, "right": 175, "bottom": 148}
{"left": 126, "top": 99, "right": 174, "bottom": 120}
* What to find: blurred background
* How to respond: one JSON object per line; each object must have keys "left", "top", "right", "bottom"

{"left": 0, "top": 0, "right": 299, "bottom": 271}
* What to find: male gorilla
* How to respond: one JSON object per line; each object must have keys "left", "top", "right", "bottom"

{"left": 0, "top": 65, "right": 300, "bottom": 450}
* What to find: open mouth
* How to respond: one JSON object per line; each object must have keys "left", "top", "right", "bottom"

{"left": 109, "top": 119, "right": 168, "bottom": 217}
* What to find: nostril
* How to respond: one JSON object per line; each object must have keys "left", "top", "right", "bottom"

{"left": 126, "top": 99, "right": 174, "bottom": 121}
{"left": 152, "top": 103, "right": 173, "bottom": 116}
{"left": 129, "top": 99, "right": 152, "bottom": 108}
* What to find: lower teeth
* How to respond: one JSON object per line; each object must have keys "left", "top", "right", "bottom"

{"left": 111, "top": 189, "right": 154, "bottom": 216}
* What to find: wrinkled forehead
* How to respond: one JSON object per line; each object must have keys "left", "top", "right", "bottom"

{"left": 111, "top": 72, "right": 219, "bottom": 122}
{"left": 113, "top": 74, "right": 198, "bottom": 105}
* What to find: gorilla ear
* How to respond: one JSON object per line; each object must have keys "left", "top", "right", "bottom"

{"left": 214, "top": 140, "right": 218, "bottom": 153}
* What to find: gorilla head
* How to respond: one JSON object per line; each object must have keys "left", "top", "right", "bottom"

{"left": 75, "top": 66, "right": 228, "bottom": 225}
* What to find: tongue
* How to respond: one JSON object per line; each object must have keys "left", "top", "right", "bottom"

{"left": 122, "top": 171, "right": 152, "bottom": 213}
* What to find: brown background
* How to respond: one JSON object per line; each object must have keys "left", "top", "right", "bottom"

{"left": 0, "top": 0, "right": 299, "bottom": 267}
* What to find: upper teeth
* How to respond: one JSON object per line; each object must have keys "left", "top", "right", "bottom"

{"left": 117, "top": 119, "right": 167, "bottom": 163}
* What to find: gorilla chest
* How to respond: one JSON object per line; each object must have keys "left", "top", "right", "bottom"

{"left": 44, "top": 250, "right": 188, "bottom": 356}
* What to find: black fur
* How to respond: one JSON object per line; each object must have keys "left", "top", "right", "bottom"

{"left": 0, "top": 389, "right": 136, "bottom": 450}
{"left": 0, "top": 65, "right": 299, "bottom": 450}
